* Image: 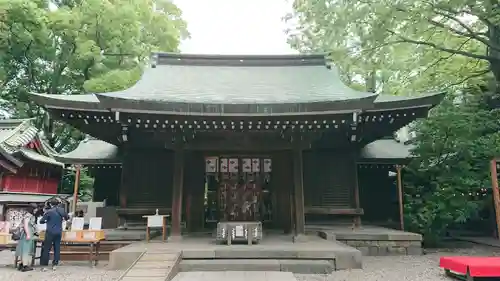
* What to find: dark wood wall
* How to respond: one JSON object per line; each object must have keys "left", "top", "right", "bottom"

{"left": 358, "top": 167, "right": 399, "bottom": 223}
{"left": 183, "top": 151, "right": 205, "bottom": 231}
{"left": 303, "top": 149, "right": 356, "bottom": 209}
{"left": 93, "top": 168, "right": 121, "bottom": 206}
{"left": 271, "top": 151, "right": 293, "bottom": 232}
{"left": 122, "top": 148, "right": 174, "bottom": 209}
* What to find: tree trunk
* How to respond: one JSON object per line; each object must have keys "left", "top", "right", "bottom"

{"left": 488, "top": 24, "right": 500, "bottom": 94}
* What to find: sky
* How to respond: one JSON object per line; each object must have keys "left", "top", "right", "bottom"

{"left": 174, "top": 0, "right": 298, "bottom": 55}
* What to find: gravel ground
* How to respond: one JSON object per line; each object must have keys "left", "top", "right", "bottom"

{"left": 0, "top": 243, "right": 499, "bottom": 281}
{"left": 0, "top": 250, "right": 124, "bottom": 281}
{"left": 295, "top": 244, "right": 500, "bottom": 281}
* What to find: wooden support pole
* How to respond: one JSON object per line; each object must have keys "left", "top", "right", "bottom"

{"left": 292, "top": 148, "right": 306, "bottom": 240}
{"left": 489, "top": 159, "right": 500, "bottom": 240}
{"left": 353, "top": 160, "right": 361, "bottom": 228}
{"left": 72, "top": 165, "right": 81, "bottom": 215}
{"left": 171, "top": 149, "right": 185, "bottom": 240}
{"left": 396, "top": 165, "right": 404, "bottom": 231}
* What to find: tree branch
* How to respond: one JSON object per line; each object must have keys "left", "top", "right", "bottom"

{"left": 387, "top": 30, "right": 499, "bottom": 61}
{"left": 445, "top": 69, "right": 490, "bottom": 89}
{"left": 431, "top": 9, "right": 500, "bottom": 52}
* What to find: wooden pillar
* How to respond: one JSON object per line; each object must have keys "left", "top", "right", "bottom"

{"left": 171, "top": 149, "right": 185, "bottom": 239}
{"left": 292, "top": 148, "right": 306, "bottom": 241}
{"left": 72, "top": 165, "right": 81, "bottom": 214}
{"left": 185, "top": 152, "right": 205, "bottom": 232}
{"left": 353, "top": 160, "right": 361, "bottom": 228}
{"left": 396, "top": 165, "right": 405, "bottom": 231}
{"left": 490, "top": 159, "right": 500, "bottom": 239}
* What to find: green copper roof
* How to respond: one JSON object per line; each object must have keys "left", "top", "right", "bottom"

{"left": 30, "top": 53, "right": 445, "bottom": 115}
{"left": 100, "top": 60, "right": 375, "bottom": 104}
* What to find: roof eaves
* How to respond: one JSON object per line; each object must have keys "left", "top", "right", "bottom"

{"left": 29, "top": 93, "right": 105, "bottom": 111}
{"left": 371, "top": 92, "right": 446, "bottom": 111}
{"left": 17, "top": 147, "right": 64, "bottom": 168}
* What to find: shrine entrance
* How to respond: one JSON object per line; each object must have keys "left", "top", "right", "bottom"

{"left": 204, "top": 156, "right": 273, "bottom": 226}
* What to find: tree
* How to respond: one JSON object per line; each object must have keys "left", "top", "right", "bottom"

{"left": 286, "top": 0, "right": 497, "bottom": 94}
{"left": 287, "top": 0, "right": 500, "bottom": 242}
{"left": 60, "top": 167, "right": 94, "bottom": 202}
{"left": 0, "top": 0, "right": 188, "bottom": 152}
{"left": 404, "top": 89, "right": 500, "bottom": 244}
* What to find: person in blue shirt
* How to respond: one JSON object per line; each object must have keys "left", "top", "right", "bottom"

{"left": 39, "top": 198, "right": 69, "bottom": 270}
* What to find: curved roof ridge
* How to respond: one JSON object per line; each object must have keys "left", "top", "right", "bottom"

{"left": 153, "top": 52, "right": 328, "bottom": 67}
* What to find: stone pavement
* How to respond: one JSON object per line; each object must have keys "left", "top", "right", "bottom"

{"left": 171, "top": 271, "right": 298, "bottom": 281}
{"left": 119, "top": 251, "right": 181, "bottom": 281}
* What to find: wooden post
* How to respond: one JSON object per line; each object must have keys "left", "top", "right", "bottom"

{"left": 353, "top": 159, "right": 361, "bottom": 228}
{"left": 490, "top": 159, "right": 500, "bottom": 239}
{"left": 396, "top": 165, "right": 404, "bottom": 231}
{"left": 72, "top": 165, "right": 81, "bottom": 214}
{"left": 170, "top": 149, "right": 185, "bottom": 240}
{"left": 292, "top": 148, "right": 306, "bottom": 241}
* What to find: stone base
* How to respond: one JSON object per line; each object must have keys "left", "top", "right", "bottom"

{"left": 292, "top": 234, "right": 309, "bottom": 243}
{"left": 169, "top": 235, "right": 183, "bottom": 242}
{"left": 179, "top": 259, "right": 335, "bottom": 274}
{"left": 339, "top": 239, "right": 422, "bottom": 256}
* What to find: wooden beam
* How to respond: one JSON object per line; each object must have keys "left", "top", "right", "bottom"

{"left": 170, "top": 149, "right": 185, "bottom": 239}
{"left": 490, "top": 159, "right": 500, "bottom": 239}
{"left": 292, "top": 148, "right": 306, "bottom": 237}
{"left": 304, "top": 207, "right": 364, "bottom": 215}
{"left": 396, "top": 165, "right": 404, "bottom": 231}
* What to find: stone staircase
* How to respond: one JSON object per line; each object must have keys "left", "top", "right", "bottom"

{"left": 118, "top": 251, "right": 182, "bottom": 281}
{"left": 172, "top": 271, "right": 298, "bottom": 281}
{"left": 179, "top": 259, "right": 334, "bottom": 274}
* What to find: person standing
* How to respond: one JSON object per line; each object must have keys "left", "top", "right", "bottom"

{"left": 15, "top": 206, "right": 37, "bottom": 272}
{"left": 39, "top": 198, "right": 69, "bottom": 270}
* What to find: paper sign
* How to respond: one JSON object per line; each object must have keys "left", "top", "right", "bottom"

{"left": 71, "top": 217, "right": 84, "bottom": 230}
{"left": 89, "top": 217, "right": 102, "bottom": 230}
{"left": 83, "top": 232, "right": 96, "bottom": 240}
{"left": 65, "top": 231, "right": 78, "bottom": 240}
{"left": 147, "top": 215, "right": 163, "bottom": 228}
{"left": 36, "top": 217, "right": 46, "bottom": 232}
{"left": 235, "top": 225, "right": 243, "bottom": 237}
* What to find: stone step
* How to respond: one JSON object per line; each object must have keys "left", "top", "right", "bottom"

{"left": 118, "top": 251, "right": 181, "bottom": 281}
{"left": 179, "top": 259, "right": 334, "bottom": 274}
{"left": 141, "top": 253, "right": 180, "bottom": 261}
{"left": 172, "top": 271, "right": 298, "bottom": 281}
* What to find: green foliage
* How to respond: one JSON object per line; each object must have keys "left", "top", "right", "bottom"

{"left": 287, "top": 0, "right": 500, "bottom": 242}
{"left": 404, "top": 90, "right": 500, "bottom": 244}
{"left": 287, "top": 0, "right": 499, "bottom": 93}
{"left": 0, "top": 0, "right": 188, "bottom": 151}
{"left": 60, "top": 167, "right": 95, "bottom": 202}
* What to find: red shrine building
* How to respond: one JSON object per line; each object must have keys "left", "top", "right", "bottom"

{"left": 30, "top": 53, "right": 444, "bottom": 239}
{"left": 0, "top": 119, "right": 63, "bottom": 194}
{"left": 0, "top": 118, "right": 64, "bottom": 225}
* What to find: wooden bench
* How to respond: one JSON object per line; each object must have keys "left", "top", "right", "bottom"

{"left": 304, "top": 207, "right": 364, "bottom": 228}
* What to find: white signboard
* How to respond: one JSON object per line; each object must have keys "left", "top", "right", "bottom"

{"left": 89, "top": 217, "right": 102, "bottom": 230}
{"left": 71, "top": 217, "right": 85, "bottom": 231}
{"left": 235, "top": 225, "right": 244, "bottom": 237}
{"left": 147, "top": 215, "right": 163, "bottom": 228}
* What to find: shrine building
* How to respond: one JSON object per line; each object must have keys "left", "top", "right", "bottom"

{"left": 30, "top": 53, "right": 443, "bottom": 239}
